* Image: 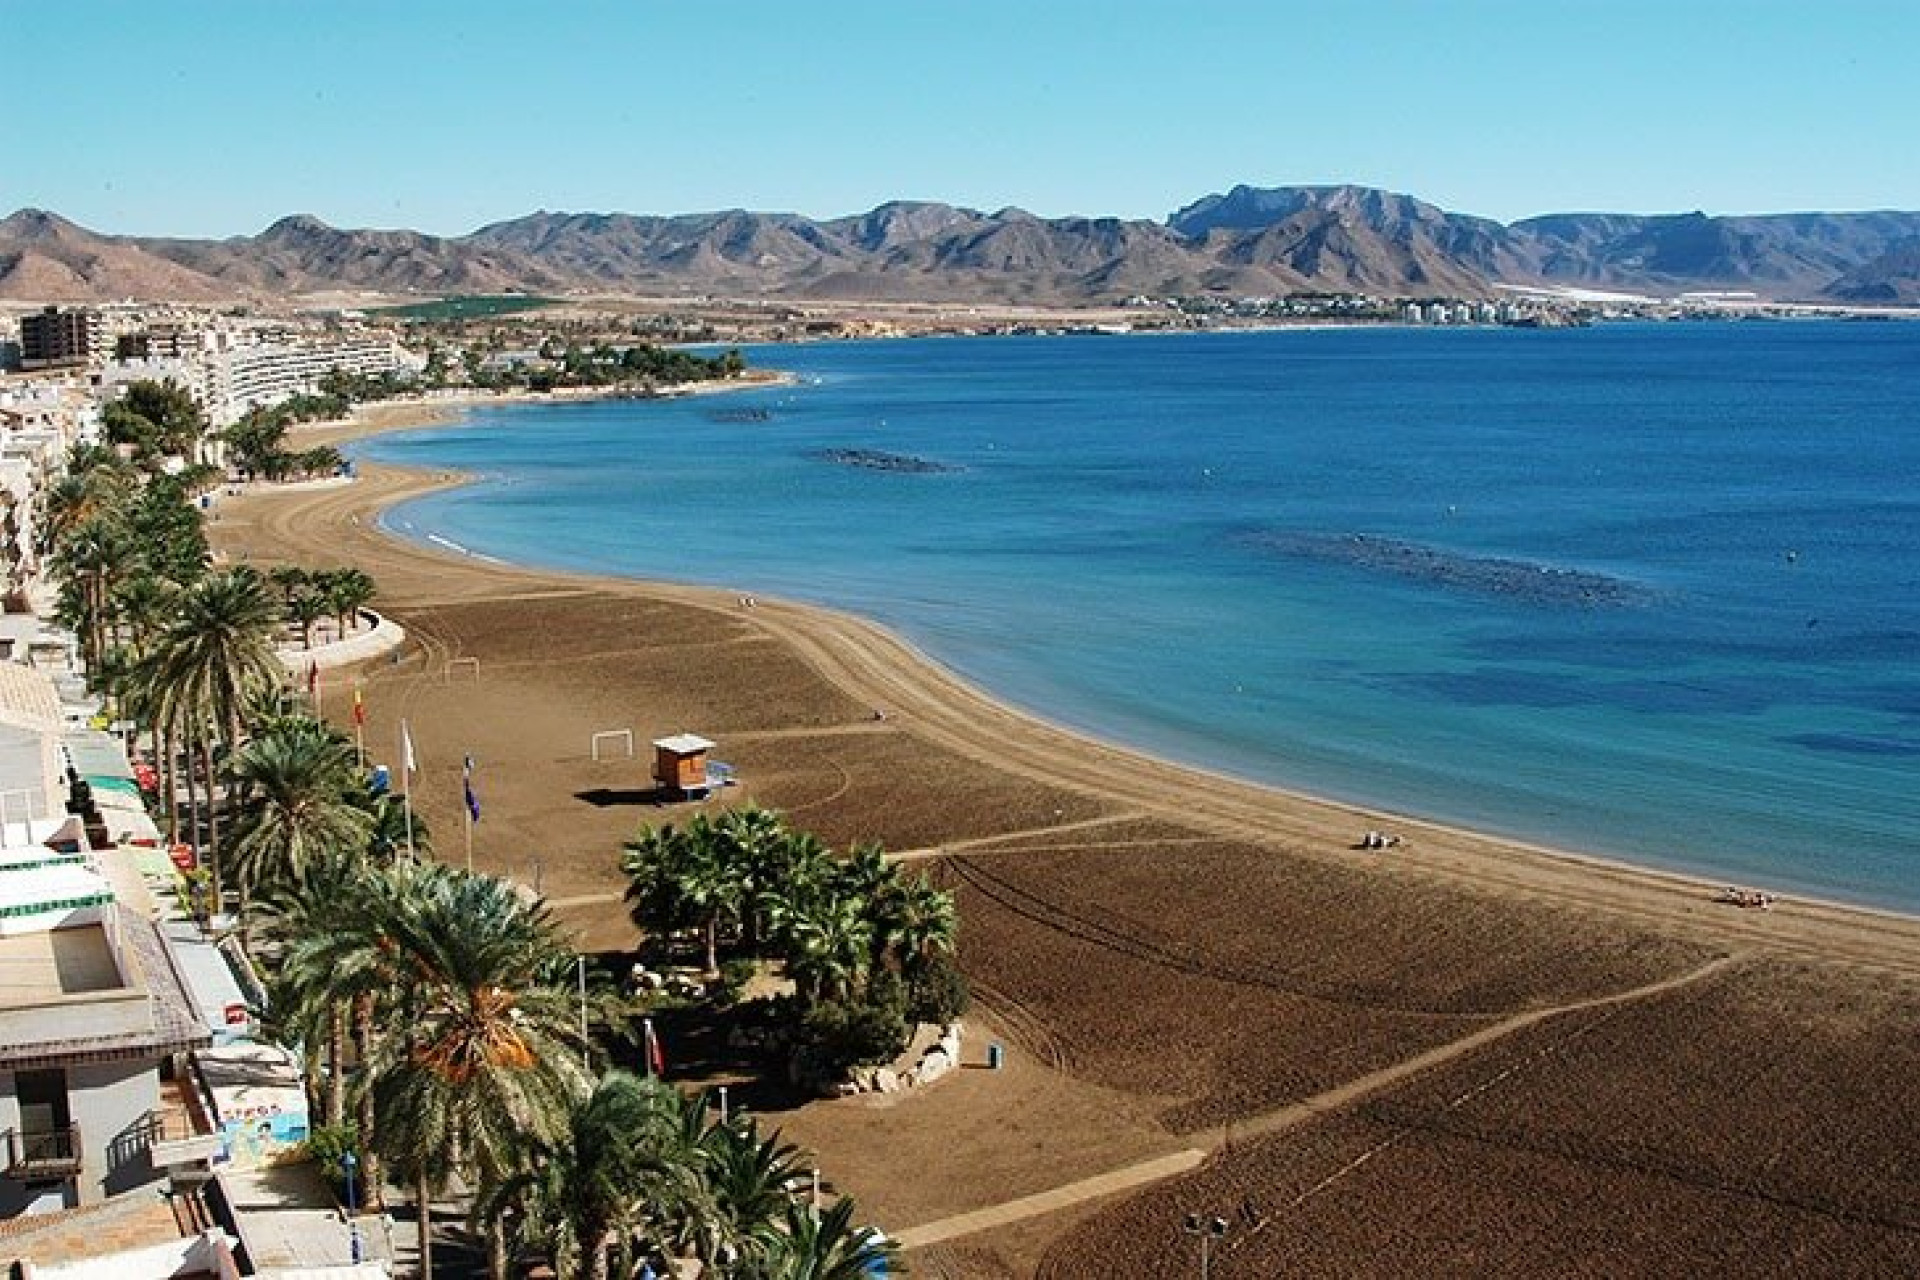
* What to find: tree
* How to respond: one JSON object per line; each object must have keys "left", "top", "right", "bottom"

{"left": 480, "top": 1072, "right": 709, "bottom": 1280}
{"left": 363, "top": 864, "right": 588, "bottom": 1277}
{"left": 774, "top": 887, "right": 873, "bottom": 1007}
{"left": 622, "top": 817, "right": 743, "bottom": 975}
{"left": 714, "top": 805, "right": 797, "bottom": 951}
{"left": 256, "top": 852, "right": 375, "bottom": 1129}
{"left": 285, "top": 584, "right": 329, "bottom": 649}
{"left": 694, "top": 1107, "right": 808, "bottom": 1269}
{"left": 48, "top": 507, "right": 144, "bottom": 677}
{"left": 225, "top": 716, "right": 371, "bottom": 900}
{"left": 316, "top": 567, "right": 377, "bottom": 636}
{"left": 742, "top": 1196, "right": 899, "bottom": 1280}
{"left": 872, "top": 871, "right": 958, "bottom": 984}
{"left": 119, "top": 378, "right": 207, "bottom": 460}
{"left": 148, "top": 567, "right": 286, "bottom": 906}
{"left": 221, "top": 409, "right": 290, "bottom": 477}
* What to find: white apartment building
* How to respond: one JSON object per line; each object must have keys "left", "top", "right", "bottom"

{"left": 0, "top": 662, "right": 211, "bottom": 1215}
{"left": 203, "top": 335, "right": 416, "bottom": 426}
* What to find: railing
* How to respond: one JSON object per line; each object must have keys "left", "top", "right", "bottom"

{"left": 146, "top": 1079, "right": 224, "bottom": 1168}
{"left": 4, "top": 1124, "right": 82, "bottom": 1178}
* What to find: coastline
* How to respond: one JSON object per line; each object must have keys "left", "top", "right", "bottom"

{"left": 214, "top": 396, "right": 1920, "bottom": 1272}
{"left": 238, "top": 398, "right": 1920, "bottom": 958}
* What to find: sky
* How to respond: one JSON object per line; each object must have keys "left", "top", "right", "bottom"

{"left": 6, "top": 0, "right": 1918, "bottom": 238}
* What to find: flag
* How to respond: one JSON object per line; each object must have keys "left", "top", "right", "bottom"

{"left": 463, "top": 755, "right": 481, "bottom": 823}
{"left": 401, "top": 721, "right": 417, "bottom": 778}
{"left": 352, "top": 687, "right": 365, "bottom": 727}
{"left": 306, "top": 661, "right": 318, "bottom": 698}
{"left": 644, "top": 1017, "right": 665, "bottom": 1077}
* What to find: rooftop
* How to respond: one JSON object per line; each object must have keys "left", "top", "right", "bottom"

{"left": 0, "top": 923, "right": 124, "bottom": 1004}
{"left": 0, "top": 910, "right": 210, "bottom": 1069}
{"left": 0, "top": 659, "right": 65, "bottom": 734}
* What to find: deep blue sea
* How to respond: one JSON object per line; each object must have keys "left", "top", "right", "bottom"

{"left": 353, "top": 324, "right": 1920, "bottom": 913}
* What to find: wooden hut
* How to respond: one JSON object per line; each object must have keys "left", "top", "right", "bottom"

{"left": 652, "top": 733, "right": 715, "bottom": 799}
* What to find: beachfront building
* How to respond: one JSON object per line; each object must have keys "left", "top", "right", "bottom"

{"left": 0, "top": 662, "right": 216, "bottom": 1218}
{"left": 98, "top": 316, "right": 423, "bottom": 428}
{"left": 201, "top": 334, "right": 419, "bottom": 427}
{"left": 18, "top": 309, "right": 104, "bottom": 372}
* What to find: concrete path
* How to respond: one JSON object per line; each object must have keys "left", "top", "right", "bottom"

{"left": 891, "top": 1148, "right": 1208, "bottom": 1249}
{"left": 892, "top": 953, "right": 1738, "bottom": 1250}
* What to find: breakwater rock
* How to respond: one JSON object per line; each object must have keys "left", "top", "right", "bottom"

{"left": 808, "top": 448, "right": 961, "bottom": 474}
{"left": 1246, "top": 531, "right": 1652, "bottom": 607}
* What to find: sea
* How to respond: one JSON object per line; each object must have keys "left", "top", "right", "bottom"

{"left": 351, "top": 322, "right": 1920, "bottom": 914}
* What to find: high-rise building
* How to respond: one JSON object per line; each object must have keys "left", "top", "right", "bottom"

{"left": 18, "top": 308, "right": 103, "bottom": 371}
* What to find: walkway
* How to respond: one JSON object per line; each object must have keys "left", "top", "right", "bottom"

{"left": 891, "top": 954, "right": 1737, "bottom": 1249}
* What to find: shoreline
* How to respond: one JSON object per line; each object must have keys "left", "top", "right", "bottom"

{"left": 211, "top": 397, "right": 1920, "bottom": 1271}
{"left": 329, "top": 396, "right": 1918, "bottom": 930}
{"left": 227, "top": 398, "right": 1920, "bottom": 961}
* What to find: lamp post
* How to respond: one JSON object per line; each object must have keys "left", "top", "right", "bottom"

{"left": 1183, "top": 1212, "right": 1227, "bottom": 1280}
{"left": 341, "top": 1150, "right": 363, "bottom": 1264}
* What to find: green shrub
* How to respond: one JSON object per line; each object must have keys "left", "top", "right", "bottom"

{"left": 300, "top": 1122, "right": 361, "bottom": 1200}
{"left": 906, "top": 954, "right": 970, "bottom": 1027}
{"left": 796, "top": 997, "right": 909, "bottom": 1077}
{"left": 714, "top": 957, "right": 758, "bottom": 1007}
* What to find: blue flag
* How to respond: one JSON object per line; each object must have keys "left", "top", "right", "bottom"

{"left": 463, "top": 755, "right": 481, "bottom": 822}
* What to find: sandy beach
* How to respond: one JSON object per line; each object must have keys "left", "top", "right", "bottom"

{"left": 210, "top": 400, "right": 1920, "bottom": 1277}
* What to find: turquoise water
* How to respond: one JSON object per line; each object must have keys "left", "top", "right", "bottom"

{"left": 355, "top": 324, "right": 1920, "bottom": 912}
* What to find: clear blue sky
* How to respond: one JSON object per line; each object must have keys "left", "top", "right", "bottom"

{"left": 7, "top": 0, "right": 1916, "bottom": 237}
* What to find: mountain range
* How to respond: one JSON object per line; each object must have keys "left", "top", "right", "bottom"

{"left": 5, "top": 184, "right": 1920, "bottom": 307}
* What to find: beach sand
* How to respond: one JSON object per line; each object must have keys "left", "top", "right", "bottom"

{"left": 211, "top": 402, "right": 1920, "bottom": 1277}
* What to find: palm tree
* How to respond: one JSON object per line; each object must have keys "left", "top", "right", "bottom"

{"left": 742, "top": 1197, "right": 899, "bottom": 1280}
{"left": 318, "top": 566, "right": 378, "bottom": 636}
{"left": 692, "top": 1107, "right": 808, "bottom": 1271}
{"left": 36, "top": 457, "right": 137, "bottom": 556}
{"left": 49, "top": 518, "right": 128, "bottom": 675}
{"left": 285, "top": 586, "right": 329, "bottom": 650}
{"left": 225, "top": 716, "right": 371, "bottom": 903}
{"left": 623, "top": 820, "right": 742, "bottom": 975}
{"left": 871, "top": 872, "right": 958, "bottom": 983}
{"left": 108, "top": 574, "right": 178, "bottom": 660}
{"left": 774, "top": 888, "right": 873, "bottom": 1006}
{"left": 480, "top": 1072, "right": 709, "bottom": 1280}
{"left": 715, "top": 804, "right": 796, "bottom": 951}
{"left": 365, "top": 864, "right": 588, "bottom": 1277}
{"left": 255, "top": 852, "right": 372, "bottom": 1129}
{"left": 266, "top": 564, "right": 310, "bottom": 608}
{"left": 148, "top": 567, "right": 285, "bottom": 906}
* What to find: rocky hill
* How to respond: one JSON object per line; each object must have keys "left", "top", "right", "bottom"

{"left": 5, "top": 185, "right": 1920, "bottom": 305}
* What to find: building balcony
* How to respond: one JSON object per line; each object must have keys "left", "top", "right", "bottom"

{"left": 4, "top": 1123, "right": 81, "bottom": 1179}
{"left": 147, "top": 1075, "right": 222, "bottom": 1167}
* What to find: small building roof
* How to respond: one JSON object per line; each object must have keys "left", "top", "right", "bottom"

{"left": 653, "top": 733, "right": 714, "bottom": 755}
{"left": 0, "top": 659, "right": 65, "bottom": 734}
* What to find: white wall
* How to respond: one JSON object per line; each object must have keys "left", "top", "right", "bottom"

{"left": 69, "top": 1057, "right": 162, "bottom": 1203}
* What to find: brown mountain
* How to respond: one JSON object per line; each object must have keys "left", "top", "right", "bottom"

{"left": 4, "top": 187, "right": 1919, "bottom": 305}
{"left": 0, "top": 209, "right": 248, "bottom": 302}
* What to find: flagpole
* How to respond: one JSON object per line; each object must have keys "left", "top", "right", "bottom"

{"left": 580, "top": 956, "right": 591, "bottom": 1074}
{"left": 462, "top": 754, "right": 478, "bottom": 873}
{"left": 401, "top": 721, "right": 416, "bottom": 860}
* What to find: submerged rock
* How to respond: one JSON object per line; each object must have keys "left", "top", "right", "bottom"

{"left": 1246, "top": 531, "right": 1653, "bottom": 607}
{"left": 808, "top": 447, "right": 961, "bottom": 474}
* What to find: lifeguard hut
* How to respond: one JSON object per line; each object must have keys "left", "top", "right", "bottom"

{"left": 652, "top": 733, "right": 716, "bottom": 800}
